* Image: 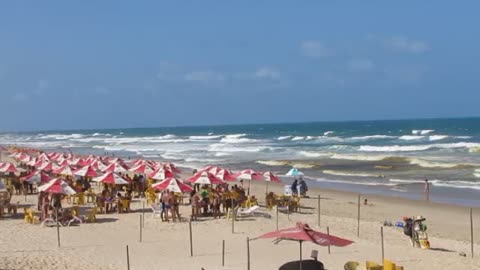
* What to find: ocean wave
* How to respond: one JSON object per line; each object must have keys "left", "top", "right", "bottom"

{"left": 323, "top": 170, "right": 380, "bottom": 177}
{"left": 220, "top": 137, "right": 258, "bottom": 144}
{"left": 277, "top": 136, "right": 292, "bottom": 140}
{"left": 291, "top": 163, "right": 316, "bottom": 169}
{"left": 429, "top": 135, "right": 449, "bottom": 141}
{"left": 189, "top": 135, "right": 223, "bottom": 140}
{"left": 330, "top": 154, "right": 390, "bottom": 161}
{"left": 348, "top": 135, "right": 396, "bottom": 141}
{"left": 314, "top": 178, "right": 397, "bottom": 187}
{"left": 291, "top": 136, "right": 305, "bottom": 141}
{"left": 91, "top": 133, "right": 112, "bottom": 137}
{"left": 409, "top": 158, "right": 473, "bottom": 169}
{"left": 224, "top": 134, "right": 247, "bottom": 139}
{"left": 412, "top": 129, "right": 434, "bottom": 135}
{"left": 256, "top": 160, "right": 290, "bottom": 166}
{"left": 208, "top": 143, "right": 270, "bottom": 153}
{"left": 389, "top": 178, "right": 480, "bottom": 190}
{"left": 298, "top": 151, "right": 331, "bottom": 158}
{"left": 359, "top": 142, "right": 480, "bottom": 152}
{"left": 37, "top": 133, "right": 85, "bottom": 140}
{"left": 399, "top": 135, "right": 424, "bottom": 141}
{"left": 323, "top": 131, "right": 334, "bottom": 136}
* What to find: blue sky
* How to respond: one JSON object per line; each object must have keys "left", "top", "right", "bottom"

{"left": 1, "top": 1, "right": 479, "bottom": 131}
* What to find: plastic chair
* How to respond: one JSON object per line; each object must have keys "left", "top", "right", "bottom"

{"left": 384, "top": 260, "right": 396, "bottom": 270}
{"left": 86, "top": 207, "right": 97, "bottom": 223}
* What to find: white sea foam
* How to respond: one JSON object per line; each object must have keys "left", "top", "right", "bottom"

{"left": 429, "top": 135, "right": 449, "bottom": 141}
{"left": 298, "top": 151, "right": 331, "bottom": 158}
{"left": 291, "top": 136, "right": 305, "bottom": 141}
{"left": 208, "top": 143, "right": 269, "bottom": 153}
{"left": 412, "top": 129, "right": 435, "bottom": 135}
{"left": 224, "top": 134, "right": 247, "bottom": 139}
{"left": 389, "top": 178, "right": 480, "bottom": 190}
{"left": 256, "top": 160, "right": 290, "bottom": 166}
{"left": 330, "top": 154, "right": 388, "bottom": 161}
{"left": 220, "top": 137, "right": 257, "bottom": 144}
{"left": 188, "top": 135, "right": 223, "bottom": 140}
{"left": 323, "top": 131, "right": 334, "bottom": 136}
{"left": 359, "top": 142, "right": 480, "bottom": 152}
{"left": 323, "top": 170, "right": 379, "bottom": 177}
{"left": 348, "top": 135, "right": 395, "bottom": 141}
{"left": 38, "top": 134, "right": 85, "bottom": 140}
{"left": 314, "top": 178, "right": 397, "bottom": 187}
{"left": 277, "top": 136, "right": 292, "bottom": 140}
{"left": 399, "top": 135, "right": 424, "bottom": 141}
{"left": 409, "top": 158, "right": 469, "bottom": 168}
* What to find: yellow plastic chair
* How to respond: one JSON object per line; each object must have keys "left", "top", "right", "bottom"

{"left": 86, "top": 207, "right": 97, "bottom": 223}
{"left": 384, "top": 259, "right": 396, "bottom": 270}
{"left": 77, "top": 192, "right": 85, "bottom": 205}
{"left": 366, "top": 261, "right": 381, "bottom": 270}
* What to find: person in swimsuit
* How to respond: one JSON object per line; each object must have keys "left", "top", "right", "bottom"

{"left": 170, "top": 191, "right": 180, "bottom": 222}
{"left": 161, "top": 190, "right": 171, "bottom": 222}
{"left": 212, "top": 192, "right": 220, "bottom": 219}
{"left": 191, "top": 191, "right": 200, "bottom": 221}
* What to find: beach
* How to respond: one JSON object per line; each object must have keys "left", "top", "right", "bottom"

{"left": 1, "top": 177, "right": 480, "bottom": 270}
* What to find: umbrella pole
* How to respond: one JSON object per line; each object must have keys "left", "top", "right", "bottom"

{"left": 265, "top": 181, "right": 269, "bottom": 195}
{"left": 248, "top": 179, "right": 251, "bottom": 196}
{"left": 299, "top": 240, "right": 303, "bottom": 270}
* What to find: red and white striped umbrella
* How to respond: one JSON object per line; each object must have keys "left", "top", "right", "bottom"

{"left": 186, "top": 171, "right": 225, "bottom": 185}
{"left": 147, "top": 168, "right": 175, "bottom": 180}
{"left": 73, "top": 165, "right": 98, "bottom": 177}
{"left": 152, "top": 177, "right": 193, "bottom": 193}
{"left": 93, "top": 172, "right": 129, "bottom": 185}
{"left": 17, "top": 153, "right": 32, "bottom": 163}
{"left": 102, "top": 162, "right": 128, "bottom": 173}
{"left": 163, "top": 162, "right": 181, "bottom": 174}
{"left": 215, "top": 169, "right": 237, "bottom": 181}
{"left": 38, "top": 178, "right": 76, "bottom": 195}
{"left": 130, "top": 164, "right": 155, "bottom": 175}
{"left": 26, "top": 158, "right": 37, "bottom": 167}
{"left": 52, "top": 165, "right": 74, "bottom": 176}
{"left": 0, "top": 163, "right": 19, "bottom": 173}
{"left": 22, "top": 170, "right": 51, "bottom": 183}
{"left": 263, "top": 171, "right": 281, "bottom": 182}
{"left": 233, "top": 169, "right": 264, "bottom": 181}
{"left": 37, "top": 153, "right": 50, "bottom": 162}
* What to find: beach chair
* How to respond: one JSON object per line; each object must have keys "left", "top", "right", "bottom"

{"left": 366, "top": 261, "right": 381, "bottom": 270}
{"left": 151, "top": 204, "right": 162, "bottom": 219}
{"left": 119, "top": 199, "right": 130, "bottom": 213}
{"left": 344, "top": 261, "right": 359, "bottom": 270}
{"left": 86, "top": 207, "right": 97, "bottom": 223}
{"left": 237, "top": 205, "right": 271, "bottom": 219}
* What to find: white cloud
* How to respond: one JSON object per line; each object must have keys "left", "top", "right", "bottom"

{"left": 94, "top": 86, "right": 110, "bottom": 95}
{"left": 347, "top": 59, "right": 374, "bottom": 72}
{"left": 184, "top": 70, "right": 226, "bottom": 83}
{"left": 386, "top": 36, "right": 429, "bottom": 53}
{"left": 12, "top": 92, "right": 29, "bottom": 102}
{"left": 300, "top": 41, "right": 332, "bottom": 58}
{"left": 255, "top": 67, "right": 280, "bottom": 79}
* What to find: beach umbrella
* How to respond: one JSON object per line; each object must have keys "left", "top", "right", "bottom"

{"left": 215, "top": 169, "right": 237, "bottom": 181}
{"left": 73, "top": 165, "right": 98, "bottom": 177}
{"left": 37, "top": 152, "right": 50, "bottom": 162}
{"left": 263, "top": 171, "right": 282, "bottom": 194}
{"left": 26, "top": 158, "right": 37, "bottom": 167}
{"left": 233, "top": 169, "right": 264, "bottom": 194}
{"left": 93, "top": 172, "right": 129, "bottom": 185}
{"left": 38, "top": 178, "right": 76, "bottom": 195}
{"left": 148, "top": 168, "right": 175, "bottom": 181}
{"left": 0, "top": 163, "right": 19, "bottom": 173}
{"left": 204, "top": 166, "right": 223, "bottom": 175}
{"left": 285, "top": 168, "right": 304, "bottom": 177}
{"left": 256, "top": 222, "right": 353, "bottom": 270}
{"left": 37, "top": 161, "right": 60, "bottom": 172}
{"left": 152, "top": 177, "right": 193, "bottom": 193}
{"left": 163, "top": 162, "right": 181, "bottom": 174}
{"left": 17, "top": 153, "right": 32, "bottom": 163}
{"left": 22, "top": 170, "right": 51, "bottom": 183}
{"left": 52, "top": 165, "right": 74, "bottom": 176}
{"left": 130, "top": 164, "right": 155, "bottom": 175}
{"left": 186, "top": 171, "right": 225, "bottom": 185}
{"left": 102, "top": 162, "right": 128, "bottom": 173}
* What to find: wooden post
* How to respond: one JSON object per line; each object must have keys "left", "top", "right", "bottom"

{"left": 139, "top": 215, "right": 142, "bottom": 242}
{"left": 247, "top": 237, "right": 250, "bottom": 270}
{"left": 126, "top": 245, "right": 130, "bottom": 270}
{"left": 276, "top": 206, "right": 279, "bottom": 231}
{"left": 327, "top": 226, "right": 331, "bottom": 254}
{"left": 222, "top": 239, "right": 225, "bottom": 266}
{"left": 142, "top": 200, "right": 145, "bottom": 228}
{"left": 471, "top": 208, "right": 474, "bottom": 258}
{"left": 231, "top": 206, "right": 235, "bottom": 234}
{"left": 56, "top": 208, "right": 61, "bottom": 248}
{"left": 381, "top": 226, "right": 384, "bottom": 263}
{"left": 317, "top": 194, "right": 321, "bottom": 227}
{"left": 357, "top": 194, "right": 361, "bottom": 237}
{"left": 189, "top": 219, "right": 193, "bottom": 256}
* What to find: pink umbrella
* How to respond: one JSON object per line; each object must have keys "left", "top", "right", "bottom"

{"left": 0, "top": 163, "right": 19, "bottom": 173}
{"left": 263, "top": 171, "right": 282, "bottom": 194}
{"left": 26, "top": 158, "right": 37, "bottom": 167}
{"left": 18, "top": 153, "right": 32, "bottom": 163}
{"left": 102, "top": 162, "right": 128, "bottom": 173}
{"left": 52, "top": 165, "right": 74, "bottom": 176}
{"left": 38, "top": 178, "right": 76, "bottom": 195}
{"left": 233, "top": 169, "right": 264, "bottom": 194}
{"left": 130, "top": 164, "right": 155, "bottom": 175}
{"left": 22, "top": 170, "right": 51, "bottom": 183}
{"left": 73, "top": 165, "right": 98, "bottom": 177}
{"left": 163, "top": 162, "right": 181, "bottom": 174}
{"left": 148, "top": 168, "right": 175, "bottom": 181}
{"left": 93, "top": 172, "right": 129, "bottom": 185}
{"left": 186, "top": 171, "right": 225, "bottom": 185}
{"left": 152, "top": 177, "right": 193, "bottom": 193}
{"left": 37, "top": 161, "right": 59, "bottom": 172}
{"left": 215, "top": 169, "right": 237, "bottom": 181}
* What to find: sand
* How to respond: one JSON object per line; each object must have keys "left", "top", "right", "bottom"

{"left": 1, "top": 179, "right": 480, "bottom": 270}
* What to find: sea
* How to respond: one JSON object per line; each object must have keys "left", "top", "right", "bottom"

{"left": 2, "top": 117, "right": 480, "bottom": 207}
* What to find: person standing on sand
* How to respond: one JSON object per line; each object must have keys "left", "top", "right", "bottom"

{"left": 424, "top": 179, "right": 430, "bottom": 201}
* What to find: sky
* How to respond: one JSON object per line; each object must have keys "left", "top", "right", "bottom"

{"left": 0, "top": 1, "right": 479, "bottom": 132}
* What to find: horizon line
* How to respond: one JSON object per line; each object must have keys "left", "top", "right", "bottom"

{"left": 3, "top": 115, "right": 480, "bottom": 134}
